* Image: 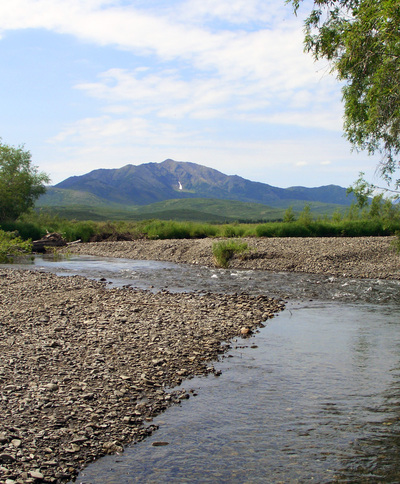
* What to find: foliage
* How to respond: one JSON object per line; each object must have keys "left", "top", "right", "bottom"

{"left": 220, "top": 224, "right": 247, "bottom": 237}
{"left": 287, "top": 0, "right": 400, "bottom": 186}
{"left": 0, "top": 229, "right": 32, "bottom": 263}
{"left": 347, "top": 172, "right": 374, "bottom": 209}
{"left": 140, "top": 220, "right": 218, "bottom": 239}
{"left": 6, "top": 197, "right": 400, "bottom": 247}
{"left": 283, "top": 206, "right": 296, "bottom": 223}
{"left": 0, "top": 220, "right": 43, "bottom": 241}
{"left": 297, "top": 204, "right": 313, "bottom": 226}
{"left": 0, "top": 140, "right": 50, "bottom": 222}
{"left": 212, "top": 240, "right": 249, "bottom": 268}
{"left": 36, "top": 191, "right": 355, "bottom": 223}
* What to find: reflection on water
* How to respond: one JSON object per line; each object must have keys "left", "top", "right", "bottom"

{"left": 7, "top": 255, "right": 400, "bottom": 482}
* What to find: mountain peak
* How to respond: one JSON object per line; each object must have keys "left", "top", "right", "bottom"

{"left": 55, "top": 160, "right": 353, "bottom": 206}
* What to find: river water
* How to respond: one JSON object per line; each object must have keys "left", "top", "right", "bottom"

{"left": 9, "top": 255, "right": 400, "bottom": 483}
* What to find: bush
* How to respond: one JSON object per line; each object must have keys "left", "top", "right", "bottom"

{"left": 0, "top": 221, "right": 43, "bottom": 241}
{"left": 212, "top": 240, "right": 249, "bottom": 268}
{"left": 58, "top": 221, "right": 97, "bottom": 242}
{"left": 0, "top": 229, "right": 32, "bottom": 263}
{"left": 220, "top": 224, "right": 246, "bottom": 237}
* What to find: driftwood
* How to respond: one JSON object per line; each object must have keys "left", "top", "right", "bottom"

{"left": 32, "top": 232, "right": 67, "bottom": 252}
{"left": 67, "top": 239, "right": 81, "bottom": 245}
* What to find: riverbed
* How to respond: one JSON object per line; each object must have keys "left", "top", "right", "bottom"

{"left": 5, "top": 254, "right": 400, "bottom": 483}
{"left": 77, "top": 301, "right": 400, "bottom": 483}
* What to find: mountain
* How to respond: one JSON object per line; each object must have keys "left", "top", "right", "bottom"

{"left": 55, "top": 159, "right": 354, "bottom": 207}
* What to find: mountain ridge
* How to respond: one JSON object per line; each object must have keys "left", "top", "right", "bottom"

{"left": 55, "top": 159, "right": 354, "bottom": 207}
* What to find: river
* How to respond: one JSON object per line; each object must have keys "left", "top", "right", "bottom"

{"left": 9, "top": 255, "right": 400, "bottom": 483}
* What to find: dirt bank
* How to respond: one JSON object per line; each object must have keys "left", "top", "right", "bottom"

{"left": 0, "top": 269, "right": 283, "bottom": 483}
{"left": 63, "top": 236, "right": 400, "bottom": 280}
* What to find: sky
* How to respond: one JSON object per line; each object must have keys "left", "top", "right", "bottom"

{"left": 0, "top": 0, "right": 381, "bottom": 188}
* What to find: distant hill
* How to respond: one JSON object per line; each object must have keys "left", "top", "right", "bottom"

{"left": 53, "top": 159, "right": 355, "bottom": 207}
{"left": 36, "top": 194, "right": 348, "bottom": 223}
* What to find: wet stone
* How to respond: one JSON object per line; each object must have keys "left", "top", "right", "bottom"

{"left": 0, "top": 267, "right": 285, "bottom": 483}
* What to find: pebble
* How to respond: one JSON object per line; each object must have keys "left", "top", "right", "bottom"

{"left": 0, "top": 267, "right": 284, "bottom": 483}
{"left": 60, "top": 236, "right": 400, "bottom": 280}
{"left": 3, "top": 235, "right": 398, "bottom": 482}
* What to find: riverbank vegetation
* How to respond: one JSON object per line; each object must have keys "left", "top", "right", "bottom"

{"left": 212, "top": 240, "right": 249, "bottom": 268}
{"left": 1, "top": 195, "right": 400, "bottom": 246}
{"left": 0, "top": 229, "right": 33, "bottom": 263}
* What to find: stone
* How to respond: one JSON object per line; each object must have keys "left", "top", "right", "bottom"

{"left": 0, "top": 432, "right": 8, "bottom": 444}
{"left": 0, "top": 454, "right": 16, "bottom": 464}
{"left": 29, "top": 470, "right": 44, "bottom": 479}
{"left": 44, "top": 383, "right": 58, "bottom": 392}
{"left": 0, "top": 263, "right": 286, "bottom": 482}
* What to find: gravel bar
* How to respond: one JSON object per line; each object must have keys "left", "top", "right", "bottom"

{"left": 1, "top": 236, "right": 398, "bottom": 483}
{"left": 0, "top": 268, "right": 284, "bottom": 483}
{"left": 63, "top": 236, "right": 400, "bottom": 280}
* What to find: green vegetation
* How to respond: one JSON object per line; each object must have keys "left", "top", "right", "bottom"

{"left": 36, "top": 195, "right": 348, "bottom": 223}
{"left": 0, "top": 230, "right": 32, "bottom": 263}
{"left": 287, "top": 0, "right": 400, "bottom": 186}
{"left": 0, "top": 140, "right": 49, "bottom": 222}
{"left": 212, "top": 240, "right": 249, "bottom": 268}
{"left": 1, "top": 185, "right": 400, "bottom": 264}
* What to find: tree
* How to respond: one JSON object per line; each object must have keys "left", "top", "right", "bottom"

{"left": 0, "top": 140, "right": 50, "bottom": 222}
{"left": 283, "top": 205, "right": 296, "bottom": 222}
{"left": 346, "top": 171, "right": 373, "bottom": 209}
{"left": 287, "top": 0, "right": 400, "bottom": 186}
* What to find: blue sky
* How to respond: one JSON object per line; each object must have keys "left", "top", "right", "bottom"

{"left": 0, "top": 0, "right": 380, "bottom": 188}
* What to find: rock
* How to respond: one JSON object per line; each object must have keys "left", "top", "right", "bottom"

{"left": 0, "top": 454, "right": 16, "bottom": 464}
{"left": 102, "top": 441, "right": 123, "bottom": 454}
{"left": 44, "top": 383, "right": 58, "bottom": 392}
{"left": 65, "top": 444, "right": 81, "bottom": 453}
{"left": 0, "top": 432, "right": 8, "bottom": 443}
{"left": 0, "top": 265, "right": 285, "bottom": 482}
{"left": 29, "top": 470, "right": 44, "bottom": 479}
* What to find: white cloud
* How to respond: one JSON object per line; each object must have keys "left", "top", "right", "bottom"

{"left": 2, "top": 0, "right": 361, "bottom": 187}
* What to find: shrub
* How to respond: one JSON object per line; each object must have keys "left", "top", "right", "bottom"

{"left": 59, "top": 221, "right": 97, "bottom": 242}
{"left": 0, "top": 221, "right": 43, "bottom": 241}
{"left": 212, "top": 240, "right": 249, "bottom": 268}
{"left": 0, "top": 229, "right": 32, "bottom": 263}
{"left": 221, "top": 224, "right": 246, "bottom": 238}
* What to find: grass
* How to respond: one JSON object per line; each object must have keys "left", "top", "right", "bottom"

{"left": 3, "top": 215, "right": 400, "bottom": 244}
{"left": 1, "top": 199, "right": 400, "bottom": 257}
{"left": 212, "top": 240, "right": 249, "bottom": 268}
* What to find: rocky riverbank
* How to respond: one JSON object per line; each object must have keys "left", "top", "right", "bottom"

{"left": 2, "top": 236, "right": 398, "bottom": 483}
{"left": 62, "top": 236, "right": 400, "bottom": 280}
{"left": 0, "top": 269, "right": 284, "bottom": 483}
